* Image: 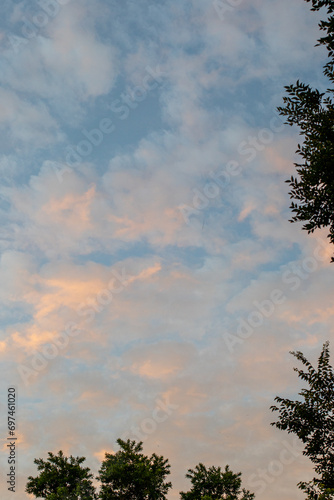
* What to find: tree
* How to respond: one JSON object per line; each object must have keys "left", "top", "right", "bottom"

{"left": 96, "top": 438, "right": 172, "bottom": 499}
{"left": 270, "top": 341, "right": 334, "bottom": 499}
{"left": 278, "top": 0, "right": 334, "bottom": 260}
{"left": 179, "top": 463, "right": 255, "bottom": 500}
{"left": 26, "top": 450, "right": 97, "bottom": 499}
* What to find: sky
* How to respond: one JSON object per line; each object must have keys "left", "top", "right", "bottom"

{"left": 0, "top": 0, "right": 333, "bottom": 499}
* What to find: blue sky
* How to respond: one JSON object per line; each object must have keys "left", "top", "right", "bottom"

{"left": 0, "top": 0, "right": 333, "bottom": 499}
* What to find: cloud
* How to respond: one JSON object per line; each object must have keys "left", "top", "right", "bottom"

{"left": 124, "top": 341, "right": 196, "bottom": 380}
{"left": 1, "top": 2, "right": 333, "bottom": 500}
{"left": 0, "top": 87, "right": 62, "bottom": 147}
{"left": 1, "top": 0, "right": 118, "bottom": 139}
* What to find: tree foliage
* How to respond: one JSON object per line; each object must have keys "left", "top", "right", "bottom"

{"left": 179, "top": 463, "right": 255, "bottom": 500}
{"left": 96, "top": 438, "right": 172, "bottom": 500}
{"left": 278, "top": 0, "right": 334, "bottom": 259}
{"left": 26, "top": 450, "right": 97, "bottom": 500}
{"left": 271, "top": 341, "right": 334, "bottom": 499}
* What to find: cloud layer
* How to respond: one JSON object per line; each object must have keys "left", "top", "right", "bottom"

{"left": 0, "top": 1, "right": 332, "bottom": 499}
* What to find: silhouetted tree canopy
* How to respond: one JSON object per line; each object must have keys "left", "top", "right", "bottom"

{"left": 180, "top": 463, "right": 255, "bottom": 500}
{"left": 278, "top": 0, "right": 334, "bottom": 260}
{"left": 96, "top": 438, "right": 172, "bottom": 500}
{"left": 271, "top": 341, "right": 334, "bottom": 499}
{"left": 26, "top": 450, "right": 97, "bottom": 499}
